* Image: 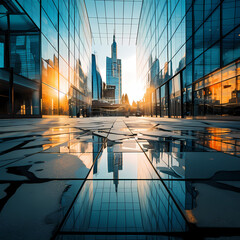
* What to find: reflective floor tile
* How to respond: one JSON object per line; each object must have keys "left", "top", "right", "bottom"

{"left": 163, "top": 180, "right": 240, "bottom": 228}
{"left": 88, "top": 150, "right": 159, "bottom": 180}
{"left": 0, "top": 180, "right": 84, "bottom": 240}
{"left": 0, "top": 153, "right": 95, "bottom": 180}
{"left": 62, "top": 180, "right": 187, "bottom": 233}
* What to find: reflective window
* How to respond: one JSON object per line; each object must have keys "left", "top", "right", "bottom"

{"left": 42, "top": 60, "right": 58, "bottom": 89}
{"left": 41, "top": 10, "right": 58, "bottom": 50}
{"left": 205, "top": 82, "right": 221, "bottom": 115}
{"left": 204, "top": 43, "right": 220, "bottom": 75}
{"left": 222, "top": 0, "right": 240, "bottom": 36}
{"left": 17, "top": 0, "right": 40, "bottom": 27}
{"left": 194, "top": 26, "right": 203, "bottom": 58}
{"left": 169, "top": 74, "right": 181, "bottom": 117}
{"left": 222, "top": 78, "right": 236, "bottom": 104}
{"left": 193, "top": 0, "right": 204, "bottom": 31}
{"left": 222, "top": 26, "right": 240, "bottom": 66}
{"left": 194, "top": 89, "right": 204, "bottom": 116}
{"left": 204, "top": 0, "right": 220, "bottom": 19}
{"left": 59, "top": 92, "right": 69, "bottom": 115}
{"left": 42, "top": 83, "right": 58, "bottom": 115}
{"left": 183, "top": 85, "right": 192, "bottom": 117}
{"left": 14, "top": 78, "right": 40, "bottom": 115}
{"left": 160, "top": 84, "right": 168, "bottom": 117}
{"left": 204, "top": 7, "right": 220, "bottom": 50}
{"left": 194, "top": 54, "right": 204, "bottom": 81}
{"left": 42, "top": 0, "right": 58, "bottom": 29}
{"left": 10, "top": 34, "right": 40, "bottom": 80}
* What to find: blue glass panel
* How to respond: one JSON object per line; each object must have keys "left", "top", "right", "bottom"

{"left": 17, "top": 0, "right": 40, "bottom": 27}
{"left": 62, "top": 180, "right": 187, "bottom": 233}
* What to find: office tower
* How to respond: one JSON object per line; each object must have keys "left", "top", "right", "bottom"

{"left": 92, "top": 54, "right": 102, "bottom": 100}
{"left": 0, "top": 0, "right": 92, "bottom": 117}
{"left": 106, "top": 35, "right": 122, "bottom": 104}
{"left": 137, "top": 0, "right": 240, "bottom": 118}
{"left": 107, "top": 149, "right": 123, "bottom": 192}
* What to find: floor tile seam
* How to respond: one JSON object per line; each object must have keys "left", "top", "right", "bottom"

{"left": 51, "top": 120, "right": 117, "bottom": 239}
{"left": 122, "top": 119, "right": 193, "bottom": 229}
{"left": 0, "top": 131, "right": 86, "bottom": 142}
{"left": 58, "top": 231, "right": 189, "bottom": 235}
{"left": 0, "top": 135, "right": 85, "bottom": 169}
{"left": 2, "top": 178, "right": 239, "bottom": 183}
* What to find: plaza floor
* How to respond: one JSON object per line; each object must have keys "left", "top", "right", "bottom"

{"left": 0, "top": 116, "right": 240, "bottom": 240}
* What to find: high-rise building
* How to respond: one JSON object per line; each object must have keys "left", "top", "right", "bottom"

{"left": 137, "top": 0, "right": 240, "bottom": 118}
{"left": 0, "top": 0, "right": 92, "bottom": 117}
{"left": 92, "top": 54, "right": 102, "bottom": 100}
{"left": 106, "top": 35, "right": 122, "bottom": 104}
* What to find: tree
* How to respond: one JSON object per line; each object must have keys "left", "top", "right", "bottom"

{"left": 121, "top": 94, "right": 125, "bottom": 104}
{"left": 125, "top": 94, "right": 130, "bottom": 105}
{"left": 132, "top": 101, "right": 137, "bottom": 108}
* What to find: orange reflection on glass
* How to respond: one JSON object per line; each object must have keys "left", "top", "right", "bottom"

{"left": 59, "top": 92, "right": 69, "bottom": 115}
{"left": 42, "top": 60, "right": 58, "bottom": 89}
{"left": 222, "top": 78, "right": 236, "bottom": 104}
{"left": 42, "top": 83, "right": 58, "bottom": 115}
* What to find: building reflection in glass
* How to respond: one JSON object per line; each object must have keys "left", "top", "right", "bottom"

{"left": 107, "top": 149, "right": 123, "bottom": 192}
{"left": 0, "top": 0, "right": 92, "bottom": 117}
{"left": 62, "top": 180, "right": 186, "bottom": 233}
{"left": 137, "top": 0, "right": 240, "bottom": 118}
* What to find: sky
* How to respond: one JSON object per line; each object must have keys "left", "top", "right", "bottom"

{"left": 92, "top": 42, "right": 144, "bottom": 104}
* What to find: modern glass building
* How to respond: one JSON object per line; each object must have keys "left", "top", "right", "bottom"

{"left": 106, "top": 35, "right": 122, "bottom": 104}
{"left": 0, "top": 0, "right": 92, "bottom": 117}
{"left": 137, "top": 0, "right": 240, "bottom": 118}
{"left": 92, "top": 54, "right": 102, "bottom": 100}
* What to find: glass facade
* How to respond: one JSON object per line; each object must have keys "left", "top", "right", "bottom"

{"left": 92, "top": 54, "right": 102, "bottom": 100}
{"left": 106, "top": 35, "right": 122, "bottom": 104}
{"left": 0, "top": 0, "right": 92, "bottom": 117}
{"left": 137, "top": 0, "right": 240, "bottom": 118}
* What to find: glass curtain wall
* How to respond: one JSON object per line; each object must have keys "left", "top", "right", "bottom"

{"left": 0, "top": 0, "right": 92, "bottom": 117}
{"left": 0, "top": 0, "right": 41, "bottom": 116}
{"left": 137, "top": 0, "right": 240, "bottom": 118}
{"left": 41, "top": 0, "right": 92, "bottom": 117}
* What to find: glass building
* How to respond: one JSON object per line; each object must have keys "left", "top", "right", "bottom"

{"left": 92, "top": 54, "right": 102, "bottom": 100}
{"left": 106, "top": 35, "right": 122, "bottom": 104}
{"left": 137, "top": 0, "right": 240, "bottom": 118}
{"left": 0, "top": 0, "right": 92, "bottom": 117}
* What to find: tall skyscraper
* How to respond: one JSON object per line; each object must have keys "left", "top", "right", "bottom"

{"left": 92, "top": 54, "right": 102, "bottom": 100}
{"left": 106, "top": 35, "right": 122, "bottom": 104}
{"left": 137, "top": 0, "right": 240, "bottom": 118}
{"left": 0, "top": 0, "right": 92, "bottom": 117}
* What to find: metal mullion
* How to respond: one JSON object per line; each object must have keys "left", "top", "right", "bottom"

{"left": 129, "top": 0, "right": 135, "bottom": 45}
{"left": 94, "top": 0, "right": 102, "bottom": 44}
{"left": 122, "top": 1, "right": 124, "bottom": 45}
{"left": 104, "top": 0, "right": 108, "bottom": 45}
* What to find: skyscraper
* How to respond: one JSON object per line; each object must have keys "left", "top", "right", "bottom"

{"left": 92, "top": 54, "right": 102, "bottom": 100}
{"left": 137, "top": 0, "right": 240, "bottom": 118}
{"left": 0, "top": 0, "right": 92, "bottom": 117}
{"left": 106, "top": 35, "right": 122, "bottom": 104}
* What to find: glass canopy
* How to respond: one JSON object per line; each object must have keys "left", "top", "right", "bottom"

{"left": 84, "top": 0, "right": 143, "bottom": 45}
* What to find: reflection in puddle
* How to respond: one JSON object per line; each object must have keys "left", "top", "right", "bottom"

{"left": 62, "top": 180, "right": 186, "bottom": 233}
{"left": 90, "top": 149, "right": 159, "bottom": 182}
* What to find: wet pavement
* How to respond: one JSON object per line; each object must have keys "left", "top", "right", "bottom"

{"left": 0, "top": 116, "right": 240, "bottom": 239}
